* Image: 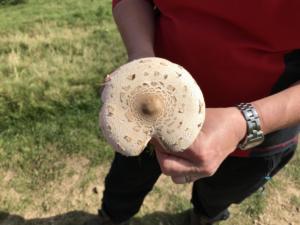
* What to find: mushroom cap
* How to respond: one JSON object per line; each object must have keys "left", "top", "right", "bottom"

{"left": 99, "top": 57, "right": 205, "bottom": 156}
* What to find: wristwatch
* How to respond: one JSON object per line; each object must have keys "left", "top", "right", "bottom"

{"left": 236, "top": 103, "right": 264, "bottom": 150}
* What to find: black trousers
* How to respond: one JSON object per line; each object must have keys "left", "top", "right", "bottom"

{"left": 101, "top": 145, "right": 297, "bottom": 223}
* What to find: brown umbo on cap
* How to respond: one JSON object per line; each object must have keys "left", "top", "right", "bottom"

{"left": 99, "top": 57, "right": 205, "bottom": 156}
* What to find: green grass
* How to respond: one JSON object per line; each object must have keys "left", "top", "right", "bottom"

{"left": 284, "top": 149, "right": 300, "bottom": 186}
{"left": 239, "top": 189, "right": 267, "bottom": 218}
{"left": 290, "top": 195, "right": 300, "bottom": 208}
{"left": 0, "top": 0, "right": 27, "bottom": 6}
{"left": 0, "top": 0, "right": 123, "bottom": 216}
{"left": 0, "top": 0, "right": 126, "bottom": 185}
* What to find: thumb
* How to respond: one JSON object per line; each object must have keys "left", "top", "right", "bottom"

{"left": 150, "top": 138, "right": 168, "bottom": 153}
{"left": 155, "top": 147, "right": 196, "bottom": 177}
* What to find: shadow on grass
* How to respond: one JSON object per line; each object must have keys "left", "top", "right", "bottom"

{"left": 0, "top": 210, "right": 190, "bottom": 225}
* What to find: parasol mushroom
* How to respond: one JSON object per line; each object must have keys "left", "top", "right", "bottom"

{"left": 99, "top": 57, "right": 205, "bottom": 156}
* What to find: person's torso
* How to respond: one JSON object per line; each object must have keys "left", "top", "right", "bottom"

{"left": 152, "top": 0, "right": 300, "bottom": 156}
{"left": 154, "top": 0, "right": 300, "bottom": 106}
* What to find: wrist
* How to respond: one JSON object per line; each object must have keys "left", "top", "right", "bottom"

{"left": 227, "top": 107, "right": 248, "bottom": 144}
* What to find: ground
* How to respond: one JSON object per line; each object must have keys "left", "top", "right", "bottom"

{"left": 0, "top": 1, "right": 299, "bottom": 225}
{"left": 1, "top": 154, "right": 300, "bottom": 225}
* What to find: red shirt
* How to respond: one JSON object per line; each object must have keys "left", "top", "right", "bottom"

{"left": 153, "top": 0, "right": 300, "bottom": 106}
{"left": 113, "top": 0, "right": 299, "bottom": 156}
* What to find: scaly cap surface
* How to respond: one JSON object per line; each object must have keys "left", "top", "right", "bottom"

{"left": 100, "top": 57, "right": 205, "bottom": 156}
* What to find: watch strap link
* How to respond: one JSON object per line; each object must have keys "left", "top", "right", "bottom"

{"left": 237, "top": 103, "right": 264, "bottom": 150}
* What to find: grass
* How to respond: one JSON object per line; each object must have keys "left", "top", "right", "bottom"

{"left": 0, "top": 0, "right": 125, "bottom": 182}
{"left": 290, "top": 195, "right": 300, "bottom": 208}
{"left": 0, "top": 0, "right": 124, "bottom": 216}
{"left": 0, "top": 1, "right": 299, "bottom": 225}
{"left": 284, "top": 148, "right": 300, "bottom": 186}
{"left": 239, "top": 189, "right": 267, "bottom": 218}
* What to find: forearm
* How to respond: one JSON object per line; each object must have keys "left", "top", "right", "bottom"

{"left": 252, "top": 82, "right": 300, "bottom": 135}
{"left": 113, "top": 0, "right": 156, "bottom": 60}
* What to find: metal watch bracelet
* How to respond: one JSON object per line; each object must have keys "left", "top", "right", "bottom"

{"left": 236, "top": 103, "right": 264, "bottom": 150}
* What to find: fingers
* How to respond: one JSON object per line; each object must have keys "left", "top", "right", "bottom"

{"left": 171, "top": 174, "right": 201, "bottom": 184}
{"left": 155, "top": 149, "right": 199, "bottom": 177}
{"left": 155, "top": 146, "right": 214, "bottom": 184}
{"left": 152, "top": 137, "right": 214, "bottom": 184}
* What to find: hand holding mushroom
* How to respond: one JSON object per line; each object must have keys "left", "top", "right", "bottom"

{"left": 155, "top": 107, "right": 247, "bottom": 183}
{"left": 99, "top": 57, "right": 246, "bottom": 184}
